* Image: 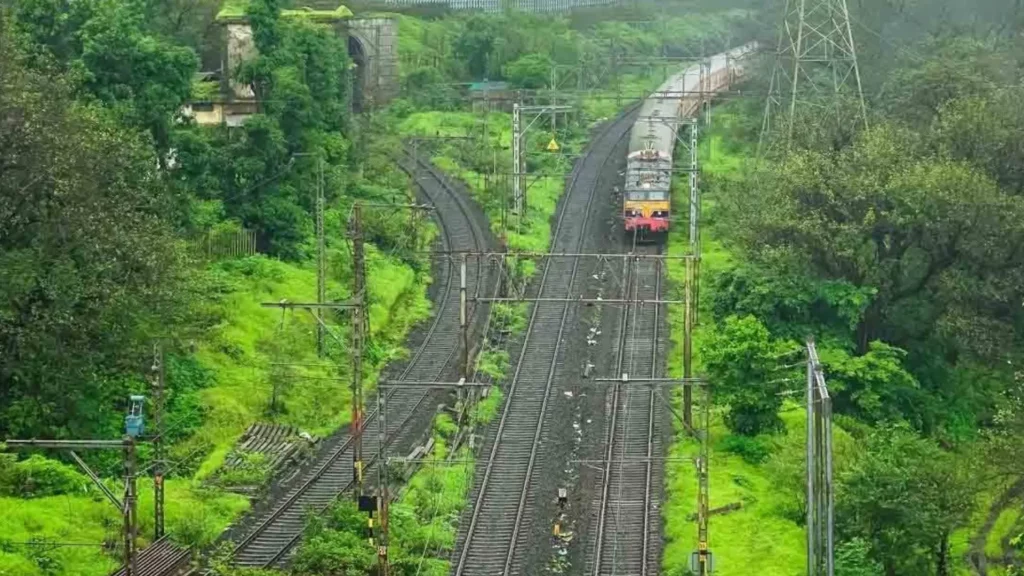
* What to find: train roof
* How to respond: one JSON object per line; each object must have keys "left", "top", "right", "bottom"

{"left": 627, "top": 42, "right": 759, "bottom": 156}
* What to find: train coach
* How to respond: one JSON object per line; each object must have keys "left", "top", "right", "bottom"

{"left": 623, "top": 43, "right": 758, "bottom": 241}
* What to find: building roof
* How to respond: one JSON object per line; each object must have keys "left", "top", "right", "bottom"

{"left": 468, "top": 81, "right": 511, "bottom": 92}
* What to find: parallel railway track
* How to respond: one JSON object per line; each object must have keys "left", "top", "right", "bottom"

{"left": 452, "top": 109, "right": 639, "bottom": 576}
{"left": 587, "top": 244, "right": 665, "bottom": 576}
{"left": 228, "top": 149, "right": 493, "bottom": 569}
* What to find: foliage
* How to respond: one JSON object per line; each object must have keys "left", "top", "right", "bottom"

{"left": 14, "top": 0, "right": 198, "bottom": 154}
{"left": 663, "top": 409, "right": 808, "bottom": 576}
{"left": 701, "top": 316, "right": 793, "bottom": 436}
{"left": 1, "top": 477, "right": 247, "bottom": 576}
{"left": 934, "top": 86, "right": 1024, "bottom": 197}
{"left": 818, "top": 342, "right": 922, "bottom": 425}
{"left": 837, "top": 424, "right": 975, "bottom": 575}
{"left": 502, "top": 53, "right": 553, "bottom": 89}
{"left": 475, "top": 349, "right": 510, "bottom": 383}
{"left": 0, "top": 31, "right": 197, "bottom": 441}
{"left": 710, "top": 262, "right": 873, "bottom": 342}
{"left": 403, "top": 66, "right": 459, "bottom": 111}
{"left": 167, "top": 0, "right": 354, "bottom": 258}
{"left": 717, "top": 434, "right": 775, "bottom": 465}
{"left": 471, "top": 386, "right": 504, "bottom": 426}
{"left": 215, "top": 452, "right": 272, "bottom": 488}
{"left": 724, "top": 123, "right": 1024, "bottom": 362}
{"left": 0, "top": 455, "right": 89, "bottom": 498}
{"left": 834, "top": 537, "right": 884, "bottom": 576}
{"left": 880, "top": 36, "right": 1016, "bottom": 130}
{"left": 291, "top": 501, "right": 376, "bottom": 576}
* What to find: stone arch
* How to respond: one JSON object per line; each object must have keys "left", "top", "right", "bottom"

{"left": 347, "top": 34, "right": 368, "bottom": 112}
{"left": 345, "top": 17, "right": 399, "bottom": 109}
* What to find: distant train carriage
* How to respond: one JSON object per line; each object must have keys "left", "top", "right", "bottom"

{"left": 623, "top": 42, "right": 758, "bottom": 241}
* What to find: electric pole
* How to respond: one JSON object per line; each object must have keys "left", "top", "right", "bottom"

{"left": 760, "top": 0, "right": 869, "bottom": 154}
{"left": 683, "top": 118, "right": 699, "bottom": 428}
{"left": 316, "top": 157, "right": 326, "bottom": 357}
{"left": 124, "top": 438, "right": 138, "bottom": 576}
{"left": 151, "top": 344, "right": 165, "bottom": 539}
{"left": 376, "top": 384, "right": 390, "bottom": 576}
{"left": 511, "top": 102, "right": 573, "bottom": 233}
{"left": 806, "top": 339, "right": 835, "bottom": 576}
{"left": 350, "top": 202, "right": 366, "bottom": 499}
{"left": 695, "top": 387, "right": 712, "bottom": 575}
{"left": 6, "top": 410, "right": 146, "bottom": 575}
{"left": 459, "top": 253, "right": 470, "bottom": 418}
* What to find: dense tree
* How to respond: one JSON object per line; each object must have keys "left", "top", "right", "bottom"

{"left": 13, "top": 0, "right": 198, "bottom": 154}
{"left": 76, "top": 0, "right": 197, "bottom": 155}
{"left": 701, "top": 315, "right": 793, "bottom": 435}
{"left": 934, "top": 87, "right": 1024, "bottom": 196}
{"left": 835, "top": 538, "right": 884, "bottom": 576}
{"left": 710, "top": 262, "right": 872, "bottom": 342}
{"left": 0, "top": 30, "right": 195, "bottom": 440}
{"left": 880, "top": 37, "right": 1014, "bottom": 128}
{"left": 722, "top": 123, "right": 1024, "bottom": 361}
{"left": 837, "top": 425, "right": 975, "bottom": 575}
{"left": 503, "top": 53, "right": 554, "bottom": 89}
{"left": 142, "top": 0, "right": 222, "bottom": 58}
{"left": 819, "top": 342, "right": 922, "bottom": 425}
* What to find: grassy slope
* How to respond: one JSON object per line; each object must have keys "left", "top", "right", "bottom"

{"left": 191, "top": 250, "right": 431, "bottom": 479}
{"left": 0, "top": 480, "right": 248, "bottom": 576}
{"left": 662, "top": 110, "right": 806, "bottom": 576}
{"left": 2, "top": 241, "right": 431, "bottom": 576}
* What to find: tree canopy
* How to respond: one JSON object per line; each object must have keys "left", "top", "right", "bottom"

{"left": 0, "top": 28, "right": 195, "bottom": 440}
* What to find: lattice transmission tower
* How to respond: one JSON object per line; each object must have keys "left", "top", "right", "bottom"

{"left": 759, "top": 0, "right": 869, "bottom": 153}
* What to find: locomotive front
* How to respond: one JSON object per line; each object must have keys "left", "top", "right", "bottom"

{"left": 623, "top": 146, "right": 672, "bottom": 240}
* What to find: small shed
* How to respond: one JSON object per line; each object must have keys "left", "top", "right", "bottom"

{"left": 468, "top": 81, "right": 516, "bottom": 113}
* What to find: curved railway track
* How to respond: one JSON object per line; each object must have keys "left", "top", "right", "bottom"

{"left": 229, "top": 149, "right": 493, "bottom": 568}
{"left": 452, "top": 109, "right": 639, "bottom": 576}
{"left": 587, "top": 244, "right": 665, "bottom": 576}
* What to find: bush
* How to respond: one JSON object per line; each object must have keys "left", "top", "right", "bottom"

{"left": 215, "top": 452, "right": 271, "bottom": 488}
{"left": 475, "top": 349, "right": 510, "bottom": 383}
{"left": 471, "top": 387, "right": 504, "bottom": 426}
{"left": 291, "top": 501, "right": 375, "bottom": 576}
{"left": 0, "top": 455, "right": 90, "bottom": 498}
{"left": 718, "top": 434, "right": 775, "bottom": 465}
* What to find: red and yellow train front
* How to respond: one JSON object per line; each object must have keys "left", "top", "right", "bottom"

{"left": 623, "top": 200, "right": 671, "bottom": 233}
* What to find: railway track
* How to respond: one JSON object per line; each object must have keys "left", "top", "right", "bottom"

{"left": 228, "top": 149, "right": 493, "bottom": 568}
{"left": 452, "top": 109, "right": 638, "bottom": 576}
{"left": 586, "top": 244, "right": 665, "bottom": 576}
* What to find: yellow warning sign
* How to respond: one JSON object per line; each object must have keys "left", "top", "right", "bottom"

{"left": 547, "top": 138, "right": 560, "bottom": 152}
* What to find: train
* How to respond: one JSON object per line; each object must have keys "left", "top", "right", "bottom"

{"left": 623, "top": 42, "right": 759, "bottom": 241}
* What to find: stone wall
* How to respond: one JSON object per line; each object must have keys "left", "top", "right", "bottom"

{"left": 218, "top": 15, "right": 399, "bottom": 108}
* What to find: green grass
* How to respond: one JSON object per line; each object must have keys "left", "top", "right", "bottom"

{"left": 987, "top": 506, "right": 1023, "bottom": 558}
{"left": 191, "top": 250, "right": 431, "bottom": 480}
{"left": 0, "top": 245, "right": 432, "bottom": 575}
{"left": 398, "top": 110, "right": 572, "bottom": 255}
{"left": 661, "top": 105, "right": 811, "bottom": 575}
{"left": 0, "top": 479, "right": 247, "bottom": 576}
{"left": 663, "top": 410, "right": 807, "bottom": 576}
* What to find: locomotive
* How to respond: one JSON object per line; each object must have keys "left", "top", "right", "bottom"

{"left": 623, "top": 43, "right": 758, "bottom": 241}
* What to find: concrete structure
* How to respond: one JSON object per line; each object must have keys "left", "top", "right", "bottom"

{"left": 204, "top": 6, "right": 398, "bottom": 123}
{"left": 181, "top": 100, "right": 259, "bottom": 127}
{"left": 347, "top": 16, "right": 400, "bottom": 109}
